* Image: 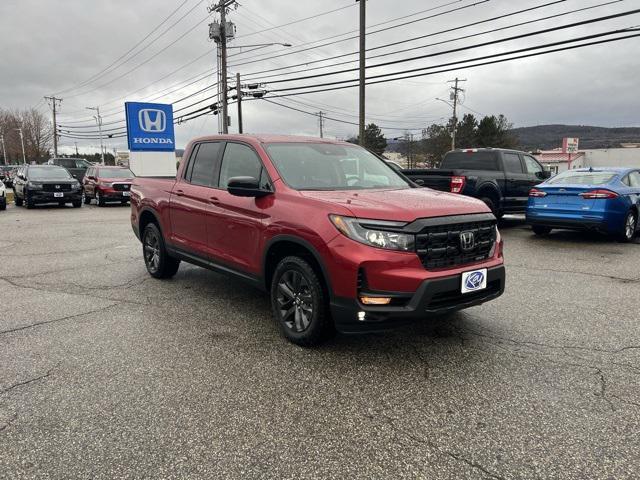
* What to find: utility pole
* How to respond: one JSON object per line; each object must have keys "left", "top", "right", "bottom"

{"left": 448, "top": 77, "right": 466, "bottom": 151}
{"left": 86, "top": 106, "right": 104, "bottom": 164}
{"left": 44, "top": 96, "right": 62, "bottom": 157}
{"left": 74, "top": 142, "right": 79, "bottom": 156}
{"left": 236, "top": 72, "right": 243, "bottom": 134}
{"left": 318, "top": 111, "right": 324, "bottom": 138}
{"left": 358, "top": 0, "right": 366, "bottom": 147}
{"left": 0, "top": 131, "right": 7, "bottom": 165}
{"left": 209, "top": 1, "right": 236, "bottom": 134}
{"left": 15, "top": 128, "right": 26, "bottom": 164}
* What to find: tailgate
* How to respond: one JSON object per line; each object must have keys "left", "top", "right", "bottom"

{"left": 403, "top": 169, "right": 455, "bottom": 192}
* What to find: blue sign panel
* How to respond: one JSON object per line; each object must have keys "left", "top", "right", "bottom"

{"left": 125, "top": 102, "right": 175, "bottom": 152}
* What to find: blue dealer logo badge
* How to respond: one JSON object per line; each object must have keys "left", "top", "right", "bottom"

{"left": 465, "top": 271, "right": 485, "bottom": 291}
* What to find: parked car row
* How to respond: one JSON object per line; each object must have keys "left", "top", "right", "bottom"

{"left": 401, "top": 148, "right": 639, "bottom": 242}
{"left": 6, "top": 163, "right": 134, "bottom": 210}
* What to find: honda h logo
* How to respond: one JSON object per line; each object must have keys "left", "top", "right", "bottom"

{"left": 460, "top": 231, "right": 475, "bottom": 251}
{"left": 138, "top": 109, "right": 166, "bottom": 133}
{"left": 55, "top": 185, "right": 60, "bottom": 189}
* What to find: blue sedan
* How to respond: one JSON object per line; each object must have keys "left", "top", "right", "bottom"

{"left": 526, "top": 167, "right": 640, "bottom": 242}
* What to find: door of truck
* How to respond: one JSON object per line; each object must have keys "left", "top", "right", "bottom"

{"left": 501, "top": 152, "right": 530, "bottom": 211}
{"left": 169, "top": 142, "right": 223, "bottom": 258}
{"left": 205, "top": 141, "right": 269, "bottom": 276}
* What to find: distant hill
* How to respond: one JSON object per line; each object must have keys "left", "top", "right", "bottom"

{"left": 511, "top": 125, "right": 640, "bottom": 151}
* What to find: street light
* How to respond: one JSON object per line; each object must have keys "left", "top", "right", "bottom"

{"left": 86, "top": 106, "right": 105, "bottom": 165}
{"left": 14, "top": 128, "right": 26, "bottom": 164}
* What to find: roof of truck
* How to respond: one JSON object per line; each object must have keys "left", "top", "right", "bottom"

{"left": 189, "top": 134, "right": 350, "bottom": 145}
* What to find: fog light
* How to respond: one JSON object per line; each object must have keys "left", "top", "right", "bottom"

{"left": 357, "top": 311, "right": 366, "bottom": 321}
{"left": 359, "top": 296, "right": 392, "bottom": 305}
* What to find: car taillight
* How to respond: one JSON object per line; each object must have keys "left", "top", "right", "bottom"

{"left": 579, "top": 189, "right": 619, "bottom": 199}
{"left": 450, "top": 175, "right": 466, "bottom": 194}
{"left": 529, "top": 188, "right": 547, "bottom": 197}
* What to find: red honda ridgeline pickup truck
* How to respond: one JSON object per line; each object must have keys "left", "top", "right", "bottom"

{"left": 131, "top": 135, "right": 505, "bottom": 346}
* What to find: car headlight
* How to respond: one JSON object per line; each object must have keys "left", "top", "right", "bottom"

{"left": 329, "top": 215, "right": 415, "bottom": 251}
{"left": 27, "top": 182, "right": 43, "bottom": 189}
{"left": 99, "top": 181, "right": 112, "bottom": 187}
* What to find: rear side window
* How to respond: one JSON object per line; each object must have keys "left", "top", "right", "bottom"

{"left": 628, "top": 171, "right": 640, "bottom": 187}
{"left": 218, "top": 143, "right": 264, "bottom": 189}
{"left": 188, "top": 142, "right": 222, "bottom": 187}
{"left": 502, "top": 153, "right": 524, "bottom": 174}
{"left": 441, "top": 152, "right": 499, "bottom": 171}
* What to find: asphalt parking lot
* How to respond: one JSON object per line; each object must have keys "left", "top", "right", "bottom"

{"left": 0, "top": 203, "right": 638, "bottom": 479}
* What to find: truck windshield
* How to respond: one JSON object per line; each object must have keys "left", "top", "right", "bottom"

{"left": 441, "top": 152, "right": 499, "bottom": 170}
{"left": 546, "top": 171, "right": 617, "bottom": 185}
{"left": 265, "top": 143, "right": 410, "bottom": 190}
{"left": 28, "top": 166, "right": 73, "bottom": 180}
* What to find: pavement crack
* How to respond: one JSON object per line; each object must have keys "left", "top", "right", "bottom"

{"left": 1, "top": 365, "right": 57, "bottom": 396}
{"left": 508, "top": 264, "right": 639, "bottom": 283}
{"left": 0, "top": 303, "right": 119, "bottom": 336}
{"left": 0, "top": 413, "right": 18, "bottom": 433}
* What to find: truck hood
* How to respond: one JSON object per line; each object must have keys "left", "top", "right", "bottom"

{"left": 299, "top": 187, "right": 490, "bottom": 222}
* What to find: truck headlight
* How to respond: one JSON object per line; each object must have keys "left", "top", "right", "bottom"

{"left": 72, "top": 181, "right": 81, "bottom": 190}
{"left": 329, "top": 215, "right": 414, "bottom": 251}
{"left": 27, "top": 182, "right": 43, "bottom": 190}
{"left": 99, "top": 181, "right": 112, "bottom": 187}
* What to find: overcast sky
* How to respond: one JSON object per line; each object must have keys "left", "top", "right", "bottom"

{"left": 1, "top": 0, "right": 639, "bottom": 154}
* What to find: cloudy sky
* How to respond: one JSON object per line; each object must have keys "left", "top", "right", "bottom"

{"left": 1, "top": 0, "right": 639, "bottom": 154}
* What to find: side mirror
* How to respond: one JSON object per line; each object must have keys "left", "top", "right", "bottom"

{"left": 538, "top": 170, "right": 552, "bottom": 180}
{"left": 227, "top": 176, "right": 271, "bottom": 198}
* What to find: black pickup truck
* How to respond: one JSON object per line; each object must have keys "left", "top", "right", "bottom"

{"left": 403, "top": 148, "right": 551, "bottom": 217}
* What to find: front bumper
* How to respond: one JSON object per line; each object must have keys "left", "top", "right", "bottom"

{"left": 97, "top": 187, "right": 132, "bottom": 200}
{"left": 330, "top": 265, "right": 506, "bottom": 333}
{"left": 28, "top": 191, "right": 83, "bottom": 203}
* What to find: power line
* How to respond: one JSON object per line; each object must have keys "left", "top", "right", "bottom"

{"left": 241, "top": 0, "right": 619, "bottom": 82}
{"left": 53, "top": 0, "right": 198, "bottom": 95}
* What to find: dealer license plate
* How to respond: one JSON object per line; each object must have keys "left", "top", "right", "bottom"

{"left": 461, "top": 268, "right": 487, "bottom": 294}
{"left": 53, "top": 192, "right": 64, "bottom": 198}
{"left": 122, "top": 191, "right": 131, "bottom": 197}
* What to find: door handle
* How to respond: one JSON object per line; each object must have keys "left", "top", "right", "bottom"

{"left": 209, "top": 196, "right": 220, "bottom": 205}
{"left": 174, "top": 189, "right": 184, "bottom": 197}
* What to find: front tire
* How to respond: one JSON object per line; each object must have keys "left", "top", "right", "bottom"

{"left": 83, "top": 192, "right": 91, "bottom": 205}
{"left": 14, "top": 195, "right": 23, "bottom": 207}
{"left": 619, "top": 210, "right": 637, "bottom": 243}
{"left": 25, "top": 193, "right": 35, "bottom": 209}
{"left": 96, "top": 190, "right": 105, "bottom": 207}
{"left": 271, "top": 256, "right": 332, "bottom": 347}
{"left": 142, "top": 223, "right": 180, "bottom": 279}
{"left": 72, "top": 200, "right": 82, "bottom": 208}
{"left": 532, "top": 225, "right": 552, "bottom": 236}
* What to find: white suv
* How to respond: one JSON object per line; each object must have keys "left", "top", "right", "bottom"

{"left": 0, "top": 180, "right": 6, "bottom": 210}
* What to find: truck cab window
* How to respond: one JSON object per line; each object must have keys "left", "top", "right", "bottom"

{"left": 189, "top": 142, "right": 222, "bottom": 187}
{"left": 502, "top": 153, "right": 524, "bottom": 174}
{"left": 219, "top": 143, "right": 263, "bottom": 189}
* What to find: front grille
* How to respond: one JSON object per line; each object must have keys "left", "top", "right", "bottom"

{"left": 42, "top": 184, "right": 72, "bottom": 192}
{"left": 112, "top": 183, "right": 131, "bottom": 191}
{"left": 416, "top": 220, "right": 496, "bottom": 269}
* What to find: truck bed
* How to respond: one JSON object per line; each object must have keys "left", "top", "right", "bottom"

{"left": 402, "top": 169, "right": 457, "bottom": 192}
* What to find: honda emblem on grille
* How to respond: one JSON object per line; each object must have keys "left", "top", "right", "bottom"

{"left": 55, "top": 185, "right": 60, "bottom": 189}
{"left": 460, "top": 231, "right": 475, "bottom": 251}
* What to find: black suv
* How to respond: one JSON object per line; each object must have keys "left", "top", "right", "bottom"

{"left": 13, "top": 165, "right": 83, "bottom": 208}
{"left": 50, "top": 158, "right": 93, "bottom": 182}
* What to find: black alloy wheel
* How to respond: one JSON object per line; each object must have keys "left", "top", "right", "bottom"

{"left": 271, "top": 256, "right": 332, "bottom": 346}
{"left": 142, "top": 223, "right": 180, "bottom": 279}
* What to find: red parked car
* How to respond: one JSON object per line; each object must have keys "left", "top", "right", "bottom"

{"left": 83, "top": 165, "right": 135, "bottom": 206}
{"left": 131, "top": 135, "right": 505, "bottom": 346}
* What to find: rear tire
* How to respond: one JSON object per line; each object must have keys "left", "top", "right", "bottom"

{"left": 480, "top": 195, "right": 502, "bottom": 219}
{"left": 618, "top": 210, "right": 637, "bottom": 243}
{"left": 142, "top": 223, "right": 180, "bottom": 279}
{"left": 532, "top": 225, "right": 552, "bottom": 236}
{"left": 271, "top": 256, "right": 332, "bottom": 347}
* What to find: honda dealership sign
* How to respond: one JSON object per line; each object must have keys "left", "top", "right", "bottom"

{"left": 125, "top": 102, "right": 175, "bottom": 152}
{"left": 125, "top": 102, "right": 177, "bottom": 177}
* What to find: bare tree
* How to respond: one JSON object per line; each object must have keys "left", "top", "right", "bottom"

{"left": 0, "top": 107, "right": 52, "bottom": 163}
